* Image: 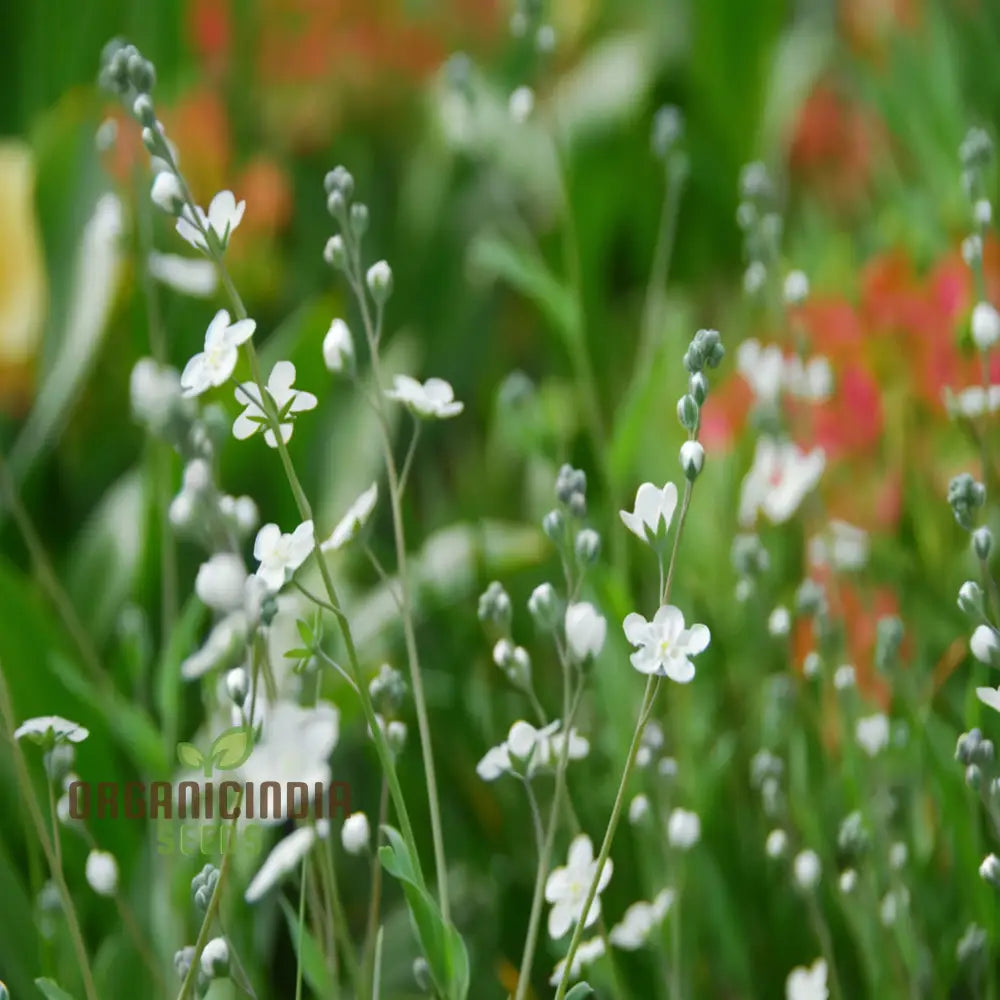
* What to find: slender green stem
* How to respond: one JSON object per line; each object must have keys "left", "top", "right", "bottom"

{"left": 294, "top": 857, "right": 308, "bottom": 1000}
{"left": 363, "top": 778, "right": 389, "bottom": 998}
{"left": 317, "top": 836, "right": 363, "bottom": 993}
{"left": 554, "top": 674, "right": 661, "bottom": 998}
{"left": 344, "top": 246, "right": 450, "bottom": 920}
{"left": 670, "top": 881, "right": 682, "bottom": 1000}
{"left": 175, "top": 810, "right": 240, "bottom": 1000}
{"left": 513, "top": 683, "right": 585, "bottom": 1000}
{"left": 0, "top": 665, "right": 99, "bottom": 1000}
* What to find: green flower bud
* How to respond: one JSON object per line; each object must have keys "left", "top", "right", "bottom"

{"left": 527, "top": 583, "right": 560, "bottom": 631}
{"left": 959, "top": 580, "right": 985, "bottom": 619}
{"left": 677, "top": 394, "right": 699, "bottom": 431}
{"left": 574, "top": 528, "right": 601, "bottom": 566}
{"left": 350, "top": 202, "right": 369, "bottom": 238}
{"left": 688, "top": 372, "right": 708, "bottom": 405}
{"left": 323, "top": 235, "right": 347, "bottom": 269}
{"left": 974, "top": 527, "right": 993, "bottom": 561}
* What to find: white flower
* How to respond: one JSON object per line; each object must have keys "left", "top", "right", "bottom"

{"left": 148, "top": 251, "right": 217, "bottom": 298}
{"left": 548, "top": 936, "right": 605, "bottom": 986}
{"left": 14, "top": 716, "right": 89, "bottom": 744}
{"left": 971, "top": 625, "right": 1000, "bottom": 666}
{"left": 766, "top": 829, "right": 788, "bottom": 858}
{"left": 475, "top": 719, "right": 588, "bottom": 781}
{"left": 176, "top": 190, "right": 246, "bottom": 252}
{"left": 341, "top": 812, "right": 370, "bottom": 855}
{"left": 233, "top": 361, "right": 318, "bottom": 447}
{"left": 180, "top": 612, "right": 247, "bottom": 680}
{"left": 85, "top": 849, "right": 118, "bottom": 896}
{"left": 808, "top": 520, "right": 869, "bottom": 571}
{"left": 179, "top": 309, "right": 256, "bottom": 396}
{"left": 839, "top": 869, "right": 857, "bottom": 894}
{"left": 768, "top": 606, "right": 791, "bottom": 637}
{"left": 623, "top": 605, "right": 710, "bottom": 682}
{"left": 793, "top": 849, "right": 821, "bottom": 890}
{"left": 195, "top": 554, "right": 249, "bottom": 613}
{"left": 628, "top": 794, "right": 650, "bottom": 825}
{"left": 889, "top": 842, "right": 908, "bottom": 870}
{"left": 619, "top": 482, "right": 678, "bottom": 544}
{"left": 737, "top": 339, "right": 786, "bottom": 402}
{"left": 245, "top": 823, "right": 327, "bottom": 902}
{"left": 564, "top": 602, "right": 607, "bottom": 662}
{"left": 976, "top": 199, "right": 993, "bottom": 226}
{"left": 855, "top": 713, "right": 890, "bottom": 757}
{"left": 322, "top": 319, "right": 354, "bottom": 373}
{"left": 320, "top": 483, "right": 378, "bottom": 552}
{"left": 385, "top": 375, "right": 463, "bottom": 419}
{"left": 785, "top": 355, "right": 833, "bottom": 402}
{"left": 784, "top": 270, "right": 810, "bottom": 305}
{"left": 509, "top": 85, "right": 535, "bottom": 123}
{"left": 972, "top": 302, "right": 1000, "bottom": 352}
{"left": 130, "top": 358, "right": 183, "bottom": 430}
{"left": 739, "top": 438, "right": 825, "bottom": 526}
{"left": 609, "top": 889, "right": 674, "bottom": 949}
{"left": 976, "top": 686, "right": 1000, "bottom": 712}
{"left": 151, "top": 171, "right": 183, "bottom": 214}
{"left": 545, "top": 834, "right": 613, "bottom": 939}
{"left": 667, "top": 808, "right": 700, "bottom": 850}
{"left": 239, "top": 703, "right": 339, "bottom": 823}
{"left": 253, "top": 521, "right": 314, "bottom": 592}
{"left": 786, "top": 957, "right": 828, "bottom": 1000}
{"left": 833, "top": 664, "right": 856, "bottom": 691}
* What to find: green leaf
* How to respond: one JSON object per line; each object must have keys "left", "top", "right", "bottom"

{"left": 565, "top": 984, "right": 595, "bottom": 1000}
{"left": 176, "top": 742, "right": 203, "bottom": 770}
{"left": 278, "top": 895, "right": 334, "bottom": 999}
{"left": 209, "top": 726, "right": 255, "bottom": 770}
{"left": 467, "top": 234, "right": 580, "bottom": 351}
{"left": 283, "top": 647, "right": 311, "bottom": 660}
{"left": 379, "top": 826, "right": 469, "bottom": 1000}
{"left": 35, "top": 979, "right": 78, "bottom": 1000}
{"left": 296, "top": 618, "right": 315, "bottom": 648}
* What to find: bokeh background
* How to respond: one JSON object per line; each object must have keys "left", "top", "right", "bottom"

{"left": 5, "top": 0, "right": 1000, "bottom": 997}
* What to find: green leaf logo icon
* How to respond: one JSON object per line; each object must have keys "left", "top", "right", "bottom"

{"left": 209, "top": 726, "right": 255, "bottom": 772}
{"left": 177, "top": 742, "right": 205, "bottom": 771}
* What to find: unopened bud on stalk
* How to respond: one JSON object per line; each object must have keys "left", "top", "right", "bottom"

{"left": 680, "top": 440, "right": 704, "bottom": 480}
{"left": 973, "top": 527, "right": 993, "bottom": 561}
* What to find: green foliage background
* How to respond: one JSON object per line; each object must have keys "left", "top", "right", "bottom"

{"left": 4, "top": 0, "right": 1000, "bottom": 997}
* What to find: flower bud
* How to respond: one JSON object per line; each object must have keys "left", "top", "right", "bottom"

{"left": 132, "top": 94, "right": 155, "bottom": 125}
{"left": 959, "top": 580, "right": 985, "bottom": 618}
{"left": 192, "top": 864, "right": 219, "bottom": 915}
{"left": 765, "top": 828, "right": 788, "bottom": 858}
{"left": 792, "top": 849, "right": 821, "bottom": 890}
{"left": 628, "top": 794, "right": 650, "bottom": 824}
{"left": 980, "top": 853, "right": 1000, "bottom": 889}
{"left": 151, "top": 171, "right": 184, "bottom": 215}
{"left": 226, "top": 668, "right": 249, "bottom": 707}
{"left": 527, "top": 583, "right": 559, "bottom": 631}
{"left": 326, "top": 188, "right": 347, "bottom": 218}
{"left": 366, "top": 260, "right": 393, "bottom": 305}
{"left": 651, "top": 105, "right": 683, "bottom": 159}
{"left": 783, "top": 270, "right": 809, "bottom": 306}
{"left": 677, "top": 394, "right": 699, "bottom": 430}
{"left": 341, "top": 812, "right": 371, "bottom": 855}
{"left": 85, "top": 849, "right": 119, "bottom": 896}
{"left": 350, "top": 203, "right": 369, "bottom": 238}
{"left": 957, "top": 728, "right": 983, "bottom": 765}
{"left": 974, "top": 527, "right": 993, "bottom": 561}
{"left": 200, "top": 937, "right": 230, "bottom": 979}
{"left": 967, "top": 764, "right": 983, "bottom": 790}
{"left": 324, "top": 165, "right": 354, "bottom": 199}
{"left": 477, "top": 581, "right": 512, "bottom": 631}
{"left": 688, "top": 372, "right": 708, "bottom": 405}
{"left": 323, "top": 319, "right": 355, "bottom": 374}
{"left": 542, "top": 509, "right": 565, "bottom": 542}
{"left": 972, "top": 302, "right": 1000, "bottom": 352}
{"left": 174, "top": 947, "right": 196, "bottom": 982}
{"left": 679, "top": 440, "right": 704, "bottom": 480}
{"left": 387, "top": 719, "right": 407, "bottom": 754}
{"left": 971, "top": 625, "right": 1000, "bottom": 667}
{"left": 958, "top": 923, "right": 988, "bottom": 967}
{"left": 369, "top": 664, "right": 407, "bottom": 714}
{"left": 574, "top": 528, "right": 601, "bottom": 566}
{"left": 323, "top": 235, "right": 347, "bottom": 269}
